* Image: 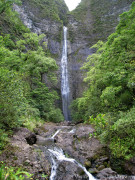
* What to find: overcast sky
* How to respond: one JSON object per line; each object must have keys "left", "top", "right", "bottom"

{"left": 64, "top": 0, "right": 81, "bottom": 11}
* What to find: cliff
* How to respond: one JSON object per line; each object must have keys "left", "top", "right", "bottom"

{"left": 67, "top": 0, "right": 134, "bottom": 100}
{"left": 71, "top": 0, "right": 134, "bottom": 43}
{"left": 13, "top": 0, "right": 134, "bottom": 107}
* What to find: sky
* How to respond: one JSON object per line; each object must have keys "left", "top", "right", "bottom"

{"left": 64, "top": 0, "right": 81, "bottom": 11}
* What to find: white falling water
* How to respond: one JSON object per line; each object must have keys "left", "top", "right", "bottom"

{"left": 61, "top": 26, "right": 70, "bottom": 121}
{"left": 48, "top": 147, "right": 96, "bottom": 180}
{"left": 51, "top": 129, "right": 61, "bottom": 139}
{"left": 50, "top": 156, "right": 58, "bottom": 180}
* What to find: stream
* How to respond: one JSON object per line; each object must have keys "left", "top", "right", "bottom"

{"left": 48, "top": 129, "right": 96, "bottom": 180}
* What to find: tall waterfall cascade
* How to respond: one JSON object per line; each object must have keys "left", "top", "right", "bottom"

{"left": 61, "top": 26, "right": 70, "bottom": 121}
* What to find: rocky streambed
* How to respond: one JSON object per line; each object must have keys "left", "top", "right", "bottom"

{"left": 0, "top": 122, "right": 135, "bottom": 180}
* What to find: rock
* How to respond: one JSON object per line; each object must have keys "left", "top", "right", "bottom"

{"left": 0, "top": 127, "right": 51, "bottom": 179}
{"left": 95, "top": 156, "right": 109, "bottom": 164}
{"left": 89, "top": 168, "right": 99, "bottom": 174}
{"left": 97, "top": 165, "right": 105, "bottom": 171}
{"left": 36, "top": 135, "right": 55, "bottom": 146}
{"left": 84, "top": 160, "right": 91, "bottom": 168}
{"left": 124, "top": 157, "right": 135, "bottom": 175}
{"left": 0, "top": 123, "right": 131, "bottom": 179}
{"left": 23, "top": 160, "right": 31, "bottom": 166}
{"left": 96, "top": 168, "right": 117, "bottom": 179}
{"left": 56, "top": 161, "right": 87, "bottom": 180}
{"left": 26, "top": 133, "right": 37, "bottom": 145}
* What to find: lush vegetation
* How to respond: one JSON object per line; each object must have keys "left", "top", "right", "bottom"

{"left": 54, "top": 0, "right": 69, "bottom": 25}
{"left": 0, "top": 1, "right": 64, "bottom": 177}
{"left": 24, "top": 0, "right": 68, "bottom": 24}
{"left": 71, "top": 2, "right": 135, "bottom": 160}
{"left": 0, "top": 161, "right": 32, "bottom": 180}
{"left": 0, "top": 0, "right": 64, "bottom": 152}
{"left": 71, "top": 0, "right": 134, "bottom": 43}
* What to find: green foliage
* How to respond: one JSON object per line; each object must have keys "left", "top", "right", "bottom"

{"left": 106, "top": 107, "right": 135, "bottom": 159}
{"left": 0, "top": 3, "right": 64, "bottom": 151}
{"left": 41, "top": 173, "right": 48, "bottom": 179}
{"left": 71, "top": 2, "right": 135, "bottom": 159}
{"left": 85, "top": 114, "right": 107, "bottom": 135}
{"left": 0, "top": 130, "right": 9, "bottom": 150}
{"left": 0, "top": 161, "right": 32, "bottom": 180}
{"left": 71, "top": 0, "right": 134, "bottom": 44}
{"left": 22, "top": 116, "right": 44, "bottom": 131}
{"left": 0, "top": 68, "right": 27, "bottom": 129}
{"left": 54, "top": 0, "right": 69, "bottom": 25}
{"left": 27, "top": 0, "right": 68, "bottom": 24}
{"left": 0, "top": 31, "right": 63, "bottom": 126}
{"left": 0, "top": 2, "right": 29, "bottom": 38}
{"left": 0, "top": 0, "right": 21, "bottom": 14}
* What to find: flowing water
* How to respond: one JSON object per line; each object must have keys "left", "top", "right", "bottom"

{"left": 48, "top": 147, "right": 96, "bottom": 180}
{"left": 50, "top": 156, "right": 58, "bottom": 180}
{"left": 47, "top": 129, "right": 96, "bottom": 180}
{"left": 61, "top": 26, "right": 70, "bottom": 121}
{"left": 48, "top": 27, "right": 96, "bottom": 180}
{"left": 51, "top": 129, "right": 61, "bottom": 139}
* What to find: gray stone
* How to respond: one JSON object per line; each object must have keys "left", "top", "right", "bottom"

{"left": 36, "top": 136, "right": 55, "bottom": 146}
{"left": 97, "top": 165, "right": 105, "bottom": 171}
{"left": 89, "top": 168, "right": 99, "bottom": 174}
{"left": 96, "top": 168, "right": 117, "bottom": 179}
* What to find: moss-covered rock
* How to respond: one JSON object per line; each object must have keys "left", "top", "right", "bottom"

{"left": 71, "top": 0, "right": 134, "bottom": 44}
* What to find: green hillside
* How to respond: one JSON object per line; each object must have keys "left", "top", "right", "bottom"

{"left": 71, "top": 1, "right": 135, "bottom": 162}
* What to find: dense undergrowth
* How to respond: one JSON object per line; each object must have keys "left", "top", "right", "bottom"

{"left": 0, "top": 161, "right": 33, "bottom": 180}
{"left": 71, "top": 0, "right": 134, "bottom": 44}
{"left": 0, "top": 0, "right": 64, "bottom": 151}
{"left": 0, "top": 0, "right": 64, "bottom": 178}
{"left": 71, "top": 2, "right": 135, "bottom": 160}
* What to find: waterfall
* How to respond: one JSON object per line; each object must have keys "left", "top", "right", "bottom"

{"left": 61, "top": 26, "right": 70, "bottom": 121}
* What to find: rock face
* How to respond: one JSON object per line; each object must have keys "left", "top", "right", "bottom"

{"left": 13, "top": 0, "right": 134, "bottom": 109}
{"left": 67, "top": 0, "right": 134, "bottom": 99}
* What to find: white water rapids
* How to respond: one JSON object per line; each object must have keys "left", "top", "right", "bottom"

{"left": 61, "top": 26, "right": 70, "bottom": 121}
{"left": 48, "top": 129, "right": 96, "bottom": 180}
{"left": 48, "top": 147, "right": 96, "bottom": 180}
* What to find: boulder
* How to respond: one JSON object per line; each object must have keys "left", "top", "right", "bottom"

{"left": 96, "top": 168, "right": 117, "bottom": 179}
{"left": 56, "top": 161, "right": 88, "bottom": 180}
{"left": 97, "top": 165, "right": 106, "bottom": 171}
{"left": 36, "top": 135, "right": 55, "bottom": 146}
